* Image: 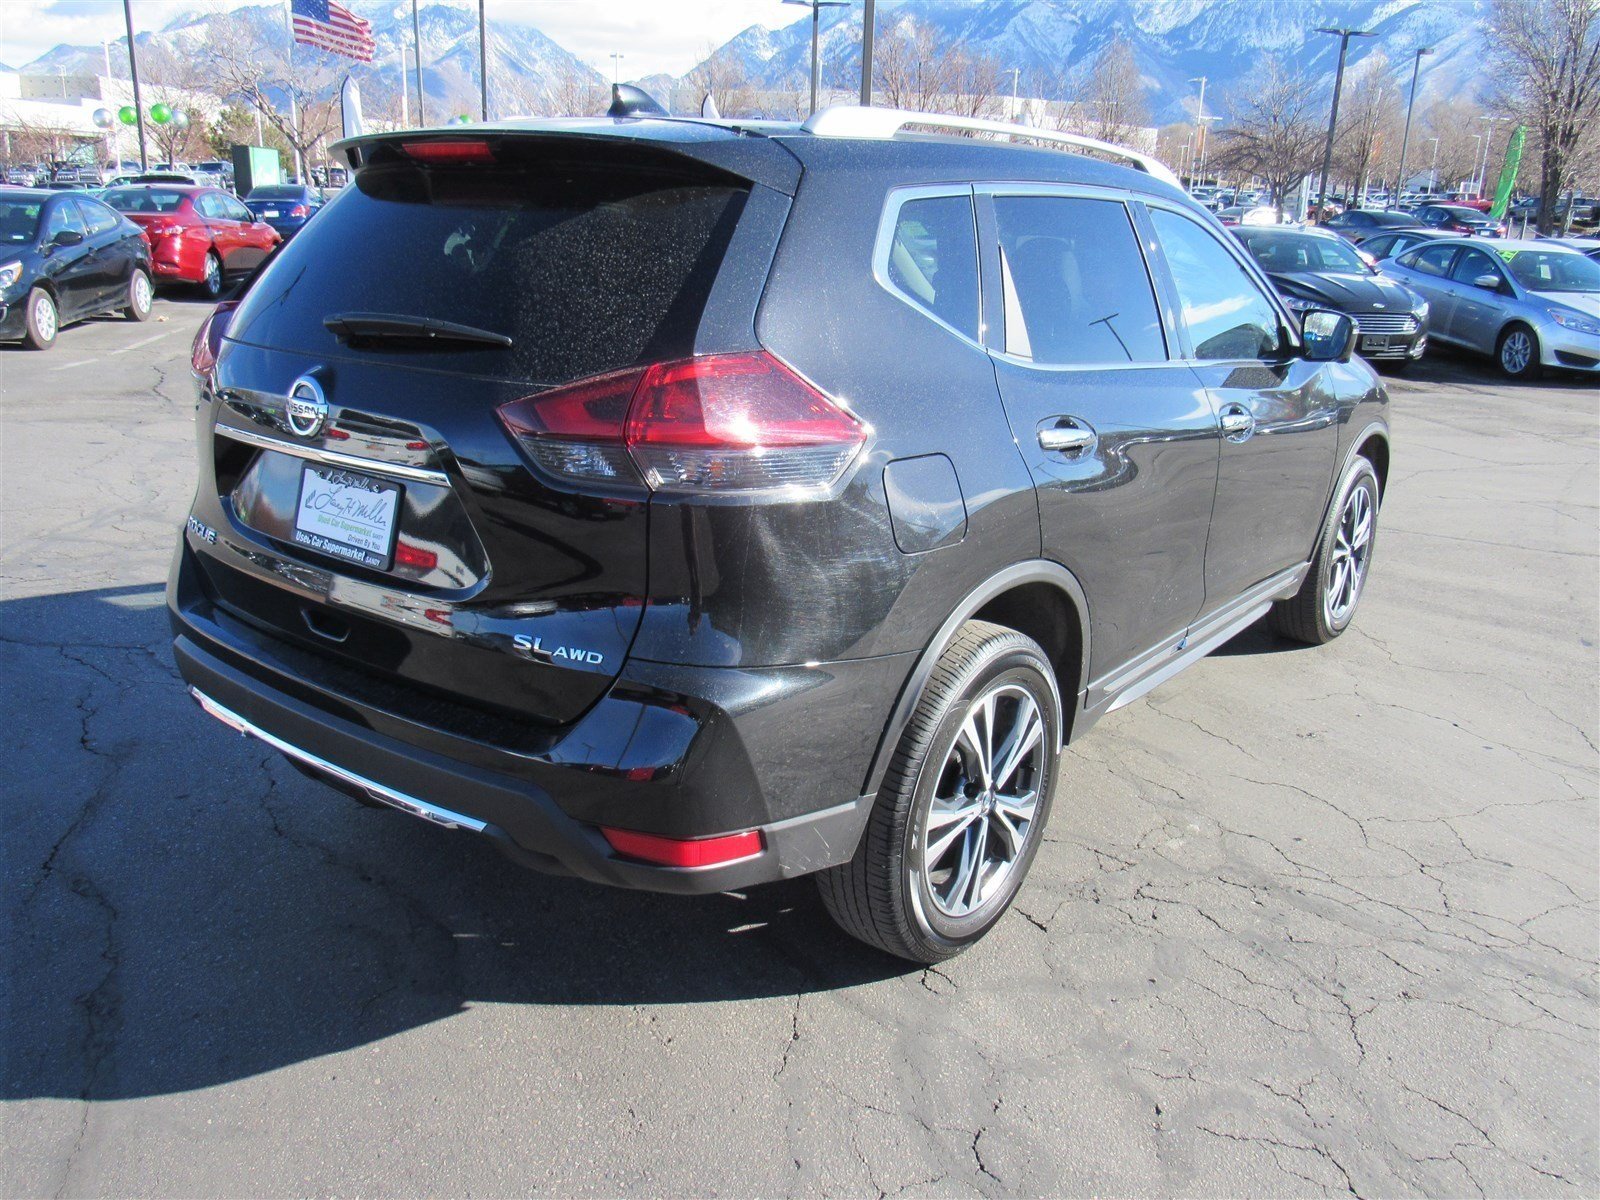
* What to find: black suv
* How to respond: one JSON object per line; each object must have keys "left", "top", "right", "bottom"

{"left": 170, "top": 105, "right": 1390, "bottom": 963}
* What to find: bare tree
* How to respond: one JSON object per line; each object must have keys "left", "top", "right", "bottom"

{"left": 684, "top": 43, "right": 759, "bottom": 118}
{"left": 1079, "top": 38, "right": 1149, "bottom": 146}
{"left": 202, "top": 20, "right": 340, "bottom": 178}
{"left": 1418, "top": 99, "right": 1488, "bottom": 192}
{"left": 1488, "top": 0, "right": 1600, "bottom": 232}
{"left": 875, "top": 19, "right": 1004, "bottom": 119}
{"left": 1332, "top": 54, "right": 1397, "bottom": 203}
{"left": 1210, "top": 58, "right": 1326, "bottom": 209}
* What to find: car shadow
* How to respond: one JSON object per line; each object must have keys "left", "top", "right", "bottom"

{"left": 3, "top": 584, "right": 912, "bottom": 1103}
{"left": 1209, "top": 614, "right": 1312, "bottom": 657}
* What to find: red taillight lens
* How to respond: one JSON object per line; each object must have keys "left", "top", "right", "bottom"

{"left": 601, "top": 826, "right": 764, "bottom": 868}
{"left": 191, "top": 299, "right": 241, "bottom": 375}
{"left": 402, "top": 139, "right": 495, "bottom": 165}
{"left": 147, "top": 222, "right": 185, "bottom": 238}
{"left": 288, "top": 204, "right": 308, "bottom": 218}
{"left": 497, "top": 352, "right": 866, "bottom": 496}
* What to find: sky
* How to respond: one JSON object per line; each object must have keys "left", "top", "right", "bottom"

{"left": 0, "top": 0, "right": 816, "bottom": 77}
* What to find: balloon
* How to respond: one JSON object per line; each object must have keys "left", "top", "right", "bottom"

{"left": 92, "top": 107, "right": 113, "bottom": 129}
{"left": 118, "top": 105, "right": 137, "bottom": 126}
{"left": 448, "top": 113, "right": 473, "bottom": 125}
{"left": 150, "top": 102, "right": 171, "bottom": 124}
{"left": 170, "top": 110, "right": 189, "bottom": 130}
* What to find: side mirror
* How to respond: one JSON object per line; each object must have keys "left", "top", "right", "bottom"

{"left": 50, "top": 228, "right": 84, "bottom": 247}
{"left": 1301, "top": 309, "right": 1355, "bottom": 363}
{"left": 1472, "top": 273, "right": 1502, "bottom": 291}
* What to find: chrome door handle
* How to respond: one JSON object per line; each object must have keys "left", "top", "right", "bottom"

{"left": 1038, "top": 422, "right": 1095, "bottom": 454}
{"left": 1219, "top": 404, "right": 1254, "bottom": 437}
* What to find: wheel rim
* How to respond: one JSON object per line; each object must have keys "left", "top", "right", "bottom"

{"left": 1324, "top": 482, "right": 1374, "bottom": 627}
{"left": 921, "top": 683, "right": 1045, "bottom": 919}
{"left": 34, "top": 294, "right": 55, "bottom": 340}
{"left": 1502, "top": 330, "right": 1532, "bottom": 374}
{"left": 204, "top": 256, "right": 220, "bottom": 293}
{"left": 133, "top": 271, "right": 151, "bottom": 312}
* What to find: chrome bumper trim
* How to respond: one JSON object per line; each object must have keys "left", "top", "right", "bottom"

{"left": 214, "top": 423, "right": 451, "bottom": 487}
{"left": 189, "top": 686, "right": 488, "bottom": 833}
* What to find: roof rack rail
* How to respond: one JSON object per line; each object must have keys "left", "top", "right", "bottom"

{"left": 799, "top": 105, "right": 1182, "bottom": 189}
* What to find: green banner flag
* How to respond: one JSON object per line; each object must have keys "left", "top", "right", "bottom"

{"left": 1490, "top": 125, "right": 1526, "bottom": 222}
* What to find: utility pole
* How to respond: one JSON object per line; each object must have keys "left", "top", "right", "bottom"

{"left": 121, "top": 0, "right": 147, "bottom": 170}
{"left": 860, "top": 0, "right": 874, "bottom": 106}
{"left": 411, "top": 0, "right": 426, "bottom": 126}
{"left": 1390, "top": 46, "right": 1432, "bottom": 208}
{"left": 477, "top": 0, "right": 488, "bottom": 121}
{"left": 785, "top": 0, "right": 848, "bottom": 117}
{"left": 1315, "top": 27, "right": 1375, "bottom": 216}
{"left": 1188, "top": 76, "right": 1207, "bottom": 184}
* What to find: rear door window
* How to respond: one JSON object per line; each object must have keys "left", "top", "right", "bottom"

{"left": 227, "top": 149, "right": 750, "bottom": 385}
{"left": 77, "top": 196, "right": 121, "bottom": 235}
{"left": 1407, "top": 244, "right": 1458, "bottom": 277}
{"left": 882, "top": 193, "right": 980, "bottom": 341}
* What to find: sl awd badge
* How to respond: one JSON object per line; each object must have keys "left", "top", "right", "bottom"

{"left": 512, "top": 634, "right": 605, "bottom": 666}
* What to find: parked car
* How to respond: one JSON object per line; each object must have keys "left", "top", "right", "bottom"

{"left": 1232, "top": 224, "right": 1429, "bottom": 371}
{"left": 242, "top": 183, "right": 325, "bottom": 240}
{"left": 49, "top": 164, "right": 84, "bottom": 184}
{"left": 5, "top": 164, "right": 41, "bottom": 186}
{"left": 1359, "top": 227, "right": 1457, "bottom": 262}
{"left": 36, "top": 180, "right": 88, "bottom": 191}
{"left": 1322, "top": 208, "right": 1422, "bottom": 245}
{"left": 173, "top": 112, "right": 1390, "bottom": 963}
{"left": 100, "top": 160, "right": 141, "bottom": 185}
{"left": 1216, "top": 204, "right": 1290, "bottom": 227}
{"left": 101, "top": 184, "right": 279, "bottom": 298}
{"left": 1536, "top": 235, "right": 1600, "bottom": 262}
{"left": 192, "top": 160, "right": 234, "bottom": 187}
{"left": 1382, "top": 238, "right": 1600, "bottom": 379}
{"left": 1414, "top": 203, "right": 1506, "bottom": 237}
{"left": 0, "top": 186, "right": 154, "bottom": 349}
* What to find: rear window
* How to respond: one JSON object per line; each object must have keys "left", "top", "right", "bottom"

{"left": 103, "top": 188, "right": 187, "bottom": 213}
{"left": 248, "top": 186, "right": 302, "bottom": 201}
{"left": 227, "top": 149, "right": 750, "bottom": 384}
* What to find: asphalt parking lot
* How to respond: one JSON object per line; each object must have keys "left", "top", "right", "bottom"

{"left": 3, "top": 298, "right": 1596, "bottom": 1198}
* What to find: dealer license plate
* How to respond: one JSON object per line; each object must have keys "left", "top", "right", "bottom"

{"left": 1362, "top": 334, "right": 1391, "bottom": 352}
{"left": 263, "top": 209, "right": 280, "bottom": 218}
{"left": 293, "top": 464, "right": 402, "bottom": 570}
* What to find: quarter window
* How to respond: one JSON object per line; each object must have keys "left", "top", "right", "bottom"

{"left": 992, "top": 195, "right": 1166, "bottom": 365}
{"left": 1150, "top": 208, "right": 1282, "bottom": 360}
{"left": 884, "top": 194, "right": 980, "bottom": 342}
{"left": 1408, "top": 244, "right": 1458, "bottom": 277}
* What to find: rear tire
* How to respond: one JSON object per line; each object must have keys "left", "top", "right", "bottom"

{"left": 1270, "top": 457, "right": 1380, "bottom": 645}
{"left": 22, "top": 288, "right": 57, "bottom": 350}
{"left": 198, "top": 251, "right": 222, "bottom": 300}
{"left": 124, "top": 268, "right": 153, "bottom": 321}
{"left": 1496, "top": 322, "right": 1542, "bottom": 381}
{"left": 818, "top": 621, "right": 1061, "bottom": 963}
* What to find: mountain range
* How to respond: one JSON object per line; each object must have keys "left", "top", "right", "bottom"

{"left": 19, "top": 0, "right": 1492, "bottom": 126}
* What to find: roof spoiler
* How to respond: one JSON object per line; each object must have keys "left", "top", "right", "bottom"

{"left": 800, "top": 105, "right": 1182, "bottom": 189}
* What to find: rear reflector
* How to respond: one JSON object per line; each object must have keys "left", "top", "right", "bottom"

{"left": 402, "top": 139, "right": 495, "bottom": 165}
{"left": 601, "top": 826, "right": 764, "bottom": 869}
{"left": 497, "top": 351, "right": 866, "bottom": 497}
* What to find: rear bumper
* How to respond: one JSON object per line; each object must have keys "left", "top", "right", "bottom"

{"left": 150, "top": 235, "right": 206, "bottom": 283}
{"left": 168, "top": 535, "right": 905, "bottom": 893}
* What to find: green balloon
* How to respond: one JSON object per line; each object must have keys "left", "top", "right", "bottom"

{"left": 118, "top": 105, "right": 137, "bottom": 126}
{"left": 150, "top": 102, "right": 171, "bottom": 125}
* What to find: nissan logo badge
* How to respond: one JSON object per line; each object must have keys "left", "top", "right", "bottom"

{"left": 286, "top": 374, "right": 328, "bottom": 438}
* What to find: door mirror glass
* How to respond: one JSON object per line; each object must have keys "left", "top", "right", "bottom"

{"left": 50, "top": 228, "right": 84, "bottom": 247}
{"left": 1301, "top": 309, "right": 1354, "bottom": 362}
{"left": 1472, "top": 273, "right": 1502, "bottom": 291}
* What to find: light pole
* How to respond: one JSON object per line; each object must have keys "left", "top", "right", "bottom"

{"left": 1389, "top": 46, "right": 1432, "bottom": 209}
{"left": 1314, "top": 27, "right": 1376, "bottom": 215}
{"left": 1188, "top": 75, "right": 1207, "bottom": 184}
{"left": 411, "top": 0, "right": 426, "bottom": 126}
{"left": 860, "top": 0, "right": 875, "bottom": 106}
{"left": 1477, "top": 115, "right": 1507, "bottom": 199}
{"left": 784, "top": 0, "right": 849, "bottom": 117}
{"left": 609, "top": 52, "right": 624, "bottom": 85}
{"left": 477, "top": 0, "right": 488, "bottom": 122}
{"left": 1007, "top": 67, "right": 1021, "bottom": 122}
{"left": 1469, "top": 133, "right": 1483, "bottom": 194}
{"left": 121, "top": 0, "right": 147, "bottom": 170}
{"left": 1198, "top": 114, "right": 1219, "bottom": 186}
{"left": 1426, "top": 136, "right": 1439, "bottom": 193}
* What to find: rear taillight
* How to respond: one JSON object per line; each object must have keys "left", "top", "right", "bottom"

{"left": 497, "top": 351, "right": 867, "bottom": 497}
{"left": 288, "top": 204, "right": 309, "bottom": 218}
{"left": 191, "top": 299, "right": 241, "bottom": 375}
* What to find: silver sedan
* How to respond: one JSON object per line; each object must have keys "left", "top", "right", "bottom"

{"left": 1377, "top": 237, "right": 1600, "bottom": 379}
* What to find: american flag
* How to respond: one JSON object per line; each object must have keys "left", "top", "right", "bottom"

{"left": 290, "top": 0, "right": 375, "bottom": 62}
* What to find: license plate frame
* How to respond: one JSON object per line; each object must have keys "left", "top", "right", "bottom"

{"left": 292, "top": 463, "right": 403, "bottom": 571}
{"left": 263, "top": 209, "right": 280, "bottom": 218}
{"left": 1362, "top": 334, "right": 1392, "bottom": 352}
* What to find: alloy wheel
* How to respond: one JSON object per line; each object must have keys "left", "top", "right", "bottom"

{"left": 34, "top": 293, "right": 56, "bottom": 341}
{"left": 1501, "top": 329, "right": 1533, "bottom": 376}
{"left": 132, "top": 271, "right": 152, "bottom": 314}
{"left": 204, "top": 255, "right": 221, "bottom": 296}
{"left": 921, "top": 682, "right": 1045, "bottom": 918}
{"left": 1324, "top": 482, "right": 1373, "bottom": 627}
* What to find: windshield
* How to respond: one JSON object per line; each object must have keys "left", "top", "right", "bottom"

{"left": 0, "top": 198, "right": 43, "bottom": 244}
{"left": 102, "top": 188, "right": 187, "bottom": 213}
{"left": 1240, "top": 231, "right": 1369, "bottom": 274}
{"left": 1500, "top": 249, "right": 1600, "bottom": 294}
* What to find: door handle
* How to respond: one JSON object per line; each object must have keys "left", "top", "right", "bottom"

{"left": 1038, "top": 420, "right": 1095, "bottom": 454}
{"left": 1219, "top": 404, "right": 1255, "bottom": 438}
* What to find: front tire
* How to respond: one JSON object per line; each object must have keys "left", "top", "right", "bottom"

{"left": 1270, "top": 457, "right": 1380, "bottom": 644}
{"left": 818, "top": 620, "right": 1061, "bottom": 963}
{"left": 22, "top": 288, "right": 57, "bottom": 350}
{"left": 1496, "top": 322, "right": 1542, "bottom": 381}
{"left": 124, "top": 268, "right": 153, "bottom": 321}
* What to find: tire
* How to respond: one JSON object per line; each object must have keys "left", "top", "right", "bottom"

{"left": 1270, "top": 456, "right": 1380, "bottom": 645}
{"left": 818, "top": 620, "right": 1061, "bottom": 963}
{"left": 124, "top": 268, "right": 153, "bottom": 321}
{"left": 22, "top": 288, "right": 57, "bottom": 350}
{"left": 198, "top": 251, "right": 222, "bottom": 300}
{"left": 1496, "top": 322, "right": 1542, "bottom": 381}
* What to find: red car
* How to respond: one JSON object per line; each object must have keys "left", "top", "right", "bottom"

{"left": 101, "top": 184, "right": 279, "bottom": 297}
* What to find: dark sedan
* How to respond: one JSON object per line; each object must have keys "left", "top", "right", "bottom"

{"left": 242, "top": 184, "right": 324, "bottom": 240}
{"left": 1232, "top": 224, "right": 1430, "bottom": 371}
{"left": 0, "top": 187, "right": 154, "bottom": 349}
{"left": 1415, "top": 203, "right": 1507, "bottom": 238}
{"left": 1322, "top": 208, "right": 1422, "bottom": 245}
{"left": 1359, "top": 227, "right": 1458, "bottom": 263}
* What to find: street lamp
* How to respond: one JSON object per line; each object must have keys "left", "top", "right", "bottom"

{"left": 1314, "top": 27, "right": 1376, "bottom": 214}
{"left": 1006, "top": 67, "right": 1021, "bottom": 122}
{"left": 1189, "top": 75, "right": 1208, "bottom": 183}
{"left": 1477, "top": 115, "right": 1508, "bottom": 199}
{"left": 1389, "top": 46, "right": 1432, "bottom": 209}
{"left": 609, "top": 52, "right": 625, "bottom": 85}
{"left": 784, "top": 0, "right": 849, "bottom": 117}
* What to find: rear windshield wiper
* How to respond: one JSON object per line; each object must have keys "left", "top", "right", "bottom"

{"left": 324, "top": 312, "right": 513, "bottom": 348}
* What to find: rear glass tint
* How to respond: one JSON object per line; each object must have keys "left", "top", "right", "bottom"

{"left": 103, "top": 188, "right": 187, "bottom": 213}
{"left": 227, "top": 153, "right": 749, "bottom": 384}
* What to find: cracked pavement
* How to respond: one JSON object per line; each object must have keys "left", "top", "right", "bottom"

{"left": 2, "top": 303, "right": 1596, "bottom": 1197}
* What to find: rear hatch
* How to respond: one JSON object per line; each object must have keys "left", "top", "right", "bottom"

{"left": 197, "top": 129, "right": 779, "bottom": 726}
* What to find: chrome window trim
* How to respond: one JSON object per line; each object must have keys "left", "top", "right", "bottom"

{"left": 871, "top": 183, "right": 986, "bottom": 351}
{"left": 215, "top": 422, "right": 451, "bottom": 487}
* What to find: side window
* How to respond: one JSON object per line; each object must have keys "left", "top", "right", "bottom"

{"left": 42, "top": 199, "right": 86, "bottom": 241}
{"left": 1409, "top": 244, "right": 1457, "bottom": 277}
{"left": 1450, "top": 248, "right": 1502, "bottom": 285}
{"left": 1364, "top": 235, "right": 1393, "bottom": 259}
{"left": 992, "top": 195, "right": 1166, "bottom": 365}
{"left": 225, "top": 197, "right": 253, "bottom": 222}
{"left": 77, "top": 197, "right": 120, "bottom": 235}
{"left": 883, "top": 194, "right": 979, "bottom": 341}
{"left": 1150, "top": 208, "right": 1282, "bottom": 360}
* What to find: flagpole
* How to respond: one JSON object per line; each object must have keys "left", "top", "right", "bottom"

{"left": 478, "top": 0, "right": 488, "bottom": 121}
{"left": 411, "top": 0, "right": 426, "bottom": 126}
{"left": 283, "top": 0, "right": 304, "bottom": 182}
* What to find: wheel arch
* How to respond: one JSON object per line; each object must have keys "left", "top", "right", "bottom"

{"left": 861, "top": 561, "right": 1090, "bottom": 801}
